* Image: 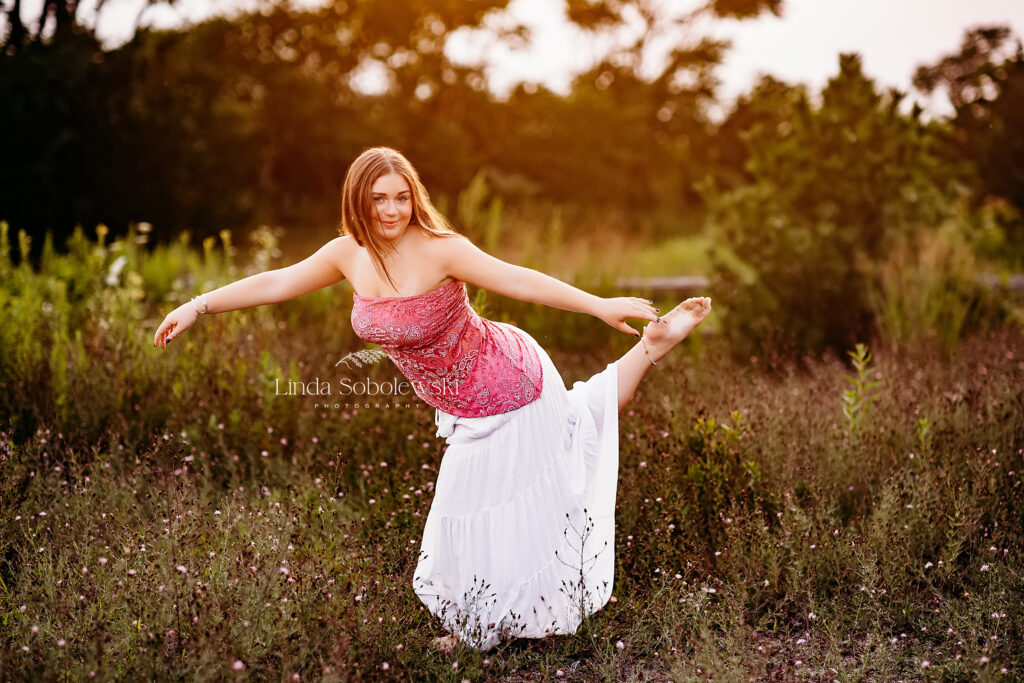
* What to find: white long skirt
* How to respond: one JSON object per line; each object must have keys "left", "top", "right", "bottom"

{"left": 413, "top": 322, "right": 620, "bottom": 651}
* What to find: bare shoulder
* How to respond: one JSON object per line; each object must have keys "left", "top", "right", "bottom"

{"left": 330, "top": 234, "right": 358, "bottom": 275}
{"left": 330, "top": 234, "right": 357, "bottom": 252}
{"left": 420, "top": 231, "right": 523, "bottom": 292}
{"left": 420, "top": 231, "right": 472, "bottom": 262}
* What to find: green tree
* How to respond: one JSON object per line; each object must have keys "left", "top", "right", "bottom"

{"left": 913, "top": 25, "right": 1024, "bottom": 261}
{"left": 703, "top": 54, "right": 972, "bottom": 354}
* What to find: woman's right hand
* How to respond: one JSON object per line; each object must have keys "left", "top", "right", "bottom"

{"left": 593, "top": 296, "right": 660, "bottom": 337}
{"left": 153, "top": 304, "right": 199, "bottom": 349}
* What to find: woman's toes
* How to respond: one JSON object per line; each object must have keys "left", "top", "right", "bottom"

{"left": 432, "top": 634, "right": 458, "bottom": 654}
{"left": 642, "top": 296, "right": 711, "bottom": 360}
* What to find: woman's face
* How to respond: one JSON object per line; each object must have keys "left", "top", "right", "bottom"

{"left": 370, "top": 173, "right": 413, "bottom": 241}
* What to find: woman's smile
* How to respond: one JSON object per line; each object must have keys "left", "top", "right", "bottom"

{"left": 371, "top": 173, "right": 414, "bottom": 237}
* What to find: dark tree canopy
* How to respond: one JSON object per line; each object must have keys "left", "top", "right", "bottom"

{"left": 0, "top": 0, "right": 783, "bottom": 246}
{"left": 914, "top": 25, "right": 1024, "bottom": 226}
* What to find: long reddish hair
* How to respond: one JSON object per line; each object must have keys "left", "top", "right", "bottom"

{"left": 338, "top": 147, "right": 458, "bottom": 290}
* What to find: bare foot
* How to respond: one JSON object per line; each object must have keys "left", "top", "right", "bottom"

{"left": 641, "top": 297, "right": 712, "bottom": 363}
{"left": 431, "top": 633, "right": 459, "bottom": 655}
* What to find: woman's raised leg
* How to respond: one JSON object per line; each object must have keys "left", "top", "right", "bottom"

{"left": 615, "top": 297, "right": 712, "bottom": 412}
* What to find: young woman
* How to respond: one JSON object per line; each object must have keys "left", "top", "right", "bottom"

{"left": 153, "top": 147, "right": 711, "bottom": 653}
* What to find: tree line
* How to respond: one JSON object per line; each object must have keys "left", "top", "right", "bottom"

{"left": 2, "top": 1, "right": 1022, "bottom": 352}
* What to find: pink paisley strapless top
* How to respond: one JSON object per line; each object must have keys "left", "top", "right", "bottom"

{"left": 350, "top": 279, "right": 543, "bottom": 418}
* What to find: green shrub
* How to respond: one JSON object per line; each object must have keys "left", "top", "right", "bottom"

{"left": 701, "top": 55, "right": 998, "bottom": 356}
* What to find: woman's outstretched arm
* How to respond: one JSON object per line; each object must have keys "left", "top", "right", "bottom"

{"left": 153, "top": 236, "right": 349, "bottom": 349}
{"left": 437, "top": 235, "right": 659, "bottom": 337}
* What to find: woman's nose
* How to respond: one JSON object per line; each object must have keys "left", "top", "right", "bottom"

{"left": 383, "top": 201, "right": 398, "bottom": 216}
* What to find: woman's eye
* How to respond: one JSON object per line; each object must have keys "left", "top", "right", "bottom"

{"left": 398, "top": 196, "right": 409, "bottom": 203}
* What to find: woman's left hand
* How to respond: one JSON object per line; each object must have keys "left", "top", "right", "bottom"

{"left": 594, "top": 297, "right": 660, "bottom": 337}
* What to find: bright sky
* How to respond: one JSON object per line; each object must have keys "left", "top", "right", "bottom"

{"left": 23, "top": 0, "right": 1024, "bottom": 117}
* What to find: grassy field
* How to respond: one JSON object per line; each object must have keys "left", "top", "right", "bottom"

{"left": 1, "top": 224, "right": 1022, "bottom": 681}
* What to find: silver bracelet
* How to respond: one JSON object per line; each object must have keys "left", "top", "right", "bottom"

{"left": 638, "top": 335, "right": 655, "bottom": 366}
{"left": 634, "top": 325, "right": 659, "bottom": 366}
{"left": 190, "top": 293, "right": 210, "bottom": 315}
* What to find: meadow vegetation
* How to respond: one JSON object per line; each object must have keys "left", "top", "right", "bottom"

{"left": 1, "top": 222, "right": 1021, "bottom": 680}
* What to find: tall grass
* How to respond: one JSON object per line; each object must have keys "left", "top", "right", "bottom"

{"left": 1, "top": 222, "right": 1021, "bottom": 680}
